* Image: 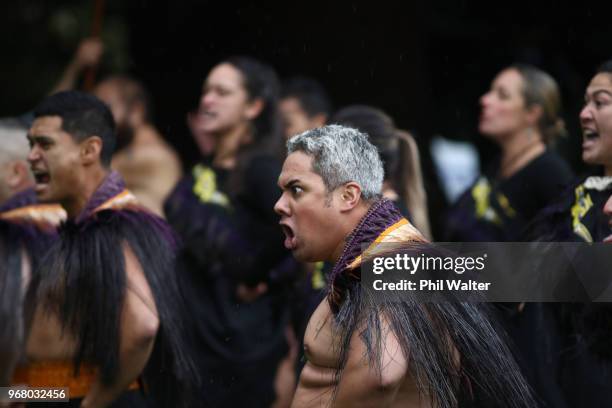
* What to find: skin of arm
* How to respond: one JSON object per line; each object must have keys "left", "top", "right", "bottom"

{"left": 80, "top": 244, "right": 159, "bottom": 408}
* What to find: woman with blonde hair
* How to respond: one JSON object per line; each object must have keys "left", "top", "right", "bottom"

{"left": 445, "top": 64, "right": 573, "bottom": 242}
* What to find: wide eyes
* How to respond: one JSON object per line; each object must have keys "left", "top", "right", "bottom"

{"left": 290, "top": 185, "right": 304, "bottom": 196}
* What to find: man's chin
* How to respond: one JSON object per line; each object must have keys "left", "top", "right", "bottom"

{"left": 34, "top": 185, "right": 53, "bottom": 202}
{"left": 292, "top": 249, "right": 323, "bottom": 264}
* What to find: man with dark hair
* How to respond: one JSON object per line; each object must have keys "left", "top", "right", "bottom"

{"left": 94, "top": 76, "right": 182, "bottom": 217}
{"left": 17, "top": 91, "right": 194, "bottom": 407}
{"left": 279, "top": 76, "right": 331, "bottom": 140}
{"left": 275, "top": 125, "right": 533, "bottom": 407}
{"left": 0, "top": 118, "right": 65, "bottom": 386}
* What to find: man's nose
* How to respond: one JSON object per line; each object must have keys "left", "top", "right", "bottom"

{"left": 27, "top": 146, "right": 40, "bottom": 163}
{"left": 274, "top": 193, "right": 289, "bottom": 216}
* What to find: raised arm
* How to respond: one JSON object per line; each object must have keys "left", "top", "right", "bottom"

{"left": 50, "top": 37, "right": 103, "bottom": 95}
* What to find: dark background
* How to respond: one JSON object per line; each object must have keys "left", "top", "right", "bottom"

{"left": 2, "top": 1, "right": 611, "bottom": 236}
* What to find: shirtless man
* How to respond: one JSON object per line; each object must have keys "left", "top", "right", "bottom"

{"left": 19, "top": 91, "right": 192, "bottom": 407}
{"left": 51, "top": 38, "right": 181, "bottom": 217}
{"left": 94, "top": 75, "right": 182, "bottom": 217}
{"left": 275, "top": 125, "right": 533, "bottom": 407}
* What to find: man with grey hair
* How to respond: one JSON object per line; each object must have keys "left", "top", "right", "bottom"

{"left": 0, "top": 119, "right": 35, "bottom": 203}
{"left": 0, "top": 119, "right": 64, "bottom": 386}
{"left": 275, "top": 125, "right": 533, "bottom": 407}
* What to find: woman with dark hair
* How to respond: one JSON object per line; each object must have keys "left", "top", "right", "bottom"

{"left": 530, "top": 60, "right": 612, "bottom": 408}
{"left": 445, "top": 64, "right": 574, "bottom": 242}
{"left": 165, "top": 56, "right": 296, "bottom": 407}
{"left": 534, "top": 60, "right": 612, "bottom": 242}
{"left": 332, "top": 105, "right": 432, "bottom": 239}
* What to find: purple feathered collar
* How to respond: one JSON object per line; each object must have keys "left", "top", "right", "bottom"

{"left": 74, "top": 171, "right": 137, "bottom": 224}
{"left": 329, "top": 198, "right": 404, "bottom": 282}
{"left": 0, "top": 188, "right": 65, "bottom": 232}
{"left": 0, "top": 188, "right": 37, "bottom": 213}
{"left": 68, "top": 171, "right": 177, "bottom": 249}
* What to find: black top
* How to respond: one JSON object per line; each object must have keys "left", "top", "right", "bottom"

{"left": 164, "top": 154, "right": 295, "bottom": 407}
{"left": 445, "top": 149, "right": 574, "bottom": 242}
{"left": 529, "top": 174, "right": 612, "bottom": 242}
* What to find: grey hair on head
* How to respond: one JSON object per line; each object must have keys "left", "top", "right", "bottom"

{"left": 0, "top": 118, "right": 29, "bottom": 165}
{"left": 287, "top": 124, "right": 383, "bottom": 200}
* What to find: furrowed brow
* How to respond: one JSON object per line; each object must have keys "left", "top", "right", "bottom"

{"left": 283, "top": 179, "right": 300, "bottom": 189}
{"left": 28, "top": 135, "right": 54, "bottom": 143}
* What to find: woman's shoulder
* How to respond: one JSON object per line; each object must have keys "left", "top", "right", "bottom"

{"left": 530, "top": 149, "right": 573, "bottom": 176}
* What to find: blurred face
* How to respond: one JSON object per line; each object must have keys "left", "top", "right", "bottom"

{"left": 27, "top": 116, "right": 82, "bottom": 205}
{"left": 274, "top": 151, "right": 344, "bottom": 262}
{"left": 279, "top": 97, "right": 313, "bottom": 140}
{"left": 580, "top": 73, "right": 612, "bottom": 169}
{"left": 94, "top": 81, "right": 128, "bottom": 127}
{"left": 604, "top": 194, "right": 612, "bottom": 243}
{"left": 94, "top": 81, "right": 134, "bottom": 151}
{"left": 479, "top": 68, "right": 529, "bottom": 140}
{"left": 199, "top": 63, "right": 254, "bottom": 135}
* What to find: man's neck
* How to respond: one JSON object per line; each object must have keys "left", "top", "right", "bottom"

{"left": 64, "top": 168, "right": 109, "bottom": 219}
{"left": 329, "top": 202, "right": 372, "bottom": 264}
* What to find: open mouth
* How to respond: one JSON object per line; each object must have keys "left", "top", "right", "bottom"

{"left": 280, "top": 223, "right": 297, "bottom": 250}
{"left": 32, "top": 170, "right": 50, "bottom": 186}
{"left": 583, "top": 130, "right": 599, "bottom": 141}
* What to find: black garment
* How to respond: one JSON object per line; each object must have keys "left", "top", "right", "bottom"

{"left": 165, "top": 154, "right": 296, "bottom": 407}
{"left": 445, "top": 151, "right": 574, "bottom": 407}
{"left": 528, "top": 174, "right": 612, "bottom": 407}
{"left": 529, "top": 175, "right": 612, "bottom": 242}
{"left": 445, "top": 150, "right": 574, "bottom": 242}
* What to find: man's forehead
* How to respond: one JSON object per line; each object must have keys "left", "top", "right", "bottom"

{"left": 29, "top": 116, "right": 63, "bottom": 134}
{"left": 278, "top": 151, "right": 316, "bottom": 184}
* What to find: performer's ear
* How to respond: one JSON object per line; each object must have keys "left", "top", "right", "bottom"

{"left": 244, "top": 97, "right": 264, "bottom": 120}
{"left": 339, "top": 182, "right": 362, "bottom": 211}
{"left": 81, "top": 136, "right": 103, "bottom": 165}
{"left": 7, "top": 161, "right": 30, "bottom": 189}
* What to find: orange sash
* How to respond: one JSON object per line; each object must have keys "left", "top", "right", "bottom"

{"left": 12, "top": 361, "right": 139, "bottom": 398}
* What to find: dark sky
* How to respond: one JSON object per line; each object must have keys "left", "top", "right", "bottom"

{"left": 3, "top": 1, "right": 612, "bottom": 235}
{"left": 120, "top": 1, "right": 612, "bottom": 169}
